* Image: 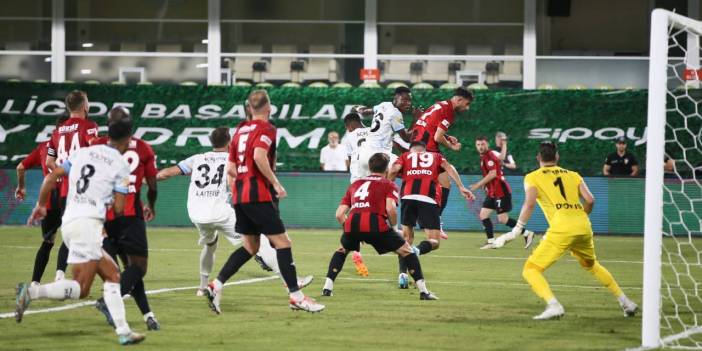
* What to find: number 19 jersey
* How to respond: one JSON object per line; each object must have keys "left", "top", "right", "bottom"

{"left": 60, "top": 144, "right": 131, "bottom": 225}
{"left": 178, "top": 151, "right": 230, "bottom": 223}
{"left": 523, "top": 165, "right": 592, "bottom": 234}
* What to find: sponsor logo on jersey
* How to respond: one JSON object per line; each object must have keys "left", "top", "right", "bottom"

{"left": 352, "top": 202, "right": 370, "bottom": 209}
{"left": 58, "top": 124, "right": 79, "bottom": 133}
{"left": 407, "top": 169, "right": 433, "bottom": 176}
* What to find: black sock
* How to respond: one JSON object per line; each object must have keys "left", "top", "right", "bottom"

{"left": 120, "top": 265, "right": 143, "bottom": 296}
{"left": 398, "top": 255, "right": 408, "bottom": 274}
{"left": 417, "top": 240, "right": 433, "bottom": 255}
{"left": 276, "top": 247, "right": 300, "bottom": 293}
{"left": 131, "top": 279, "right": 151, "bottom": 316}
{"left": 439, "top": 187, "right": 450, "bottom": 215}
{"left": 56, "top": 243, "right": 68, "bottom": 272}
{"left": 403, "top": 253, "right": 424, "bottom": 282}
{"left": 482, "top": 218, "right": 494, "bottom": 239}
{"left": 217, "top": 246, "right": 252, "bottom": 284}
{"left": 505, "top": 218, "right": 526, "bottom": 234}
{"left": 326, "top": 251, "right": 348, "bottom": 281}
{"left": 32, "top": 241, "right": 53, "bottom": 282}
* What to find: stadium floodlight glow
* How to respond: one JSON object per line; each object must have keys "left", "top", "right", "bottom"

{"left": 44, "top": 57, "right": 51, "bottom": 62}
{"left": 201, "top": 39, "right": 208, "bottom": 44}
{"left": 642, "top": 8, "right": 702, "bottom": 350}
{"left": 81, "top": 42, "right": 93, "bottom": 48}
{"left": 196, "top": 63, "right": 208, "bottom": 69}
{"left": 80, "top": 69, "right": 91, "bottom": 75}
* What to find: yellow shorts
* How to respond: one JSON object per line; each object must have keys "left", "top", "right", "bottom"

{"left": 526, "top": 231, "right": 596, "bottom": 270}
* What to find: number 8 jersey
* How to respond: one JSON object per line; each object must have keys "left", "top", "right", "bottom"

{"left": 60, "top": 144, "right": 131, "bottom": 225}
{"left": 177, "top": 151, "right": 230, "bottom": 223}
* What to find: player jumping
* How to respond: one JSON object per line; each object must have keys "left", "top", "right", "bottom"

{"left": 389, "top": 141, "right": 474, "bottom": 288}
{"left": 513, "top": 141, "right": 638, "bottom": 320}
{"left": 18, "top": 108, "right": 145, "bottom": 345}
{"left": 411, "top": 87, "right": 473, "bottom": 238}
{"left": 471, "top": 136, "right": 534, "bottom": 249}
{"left": 156, "top": 127, "right": 312, "bottom": 297}
{"left": 322, "top": 153, "right": 438, "bottom": 300}
{"left": 204, "top": 90, "right": 324, "bottom": 313}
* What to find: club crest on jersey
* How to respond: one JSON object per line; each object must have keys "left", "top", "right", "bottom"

{"left": 487, "top": 160, "right": 494, "bottom": 167}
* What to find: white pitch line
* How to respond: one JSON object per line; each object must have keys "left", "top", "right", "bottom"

{"left": 0, "top": 275, "right": 278, "bottom": 319}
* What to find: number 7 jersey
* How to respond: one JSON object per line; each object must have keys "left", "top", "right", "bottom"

{"left": 177, "top": 151, "right": 230, "bottom": 223}
{"left": 523, "top": 165, "right": 592, "bottom": 234}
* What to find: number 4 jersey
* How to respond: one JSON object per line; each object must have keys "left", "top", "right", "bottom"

{"left": 60, "top": 144, "right": 131, "bottom": 225}
{"left": 340, "top": 175, "right": 399, "bottom": 233}
{"left": 92, "top": 137, "right": 157, "bottom": 219}
{"left": 177, "top": 151, "right": 230, "bottom": 224}
{"left": 47, "top": 117, "right": 99, "bottom": 197}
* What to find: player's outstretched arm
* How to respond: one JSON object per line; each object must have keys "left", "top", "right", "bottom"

{"left": 441, "top": 160, "right": 474, "bottom": 200}
{"left": 578, "top": 180, "right": 595, "bottom": 214}
{"left": 335, "top": 204, "right": 349, "bottom": 225}
{"left": 144, "top": 176, "right": 158, "bottom": 221}
{"left": 602, "top": 164, "right": 611, "bottom": 176}
{"left": 45, "top": 155, "right": 57, "bottom": 172}
{"left": 511, "top": 185, "right": 538, "bottom": 234}
{"left": 435, "top": 128, "right": 461, "bottom": 151}
{"left": 386, "top": 199, "right": 398, "bottom": 226}
{"left": 388, "top": 163, "right": 402, "bottom": 181}
{"left": 27, "top": 167, "right": 65, "bottom": 224}
{"left": 112, "top": 192, "right": 126, "bottom": 217}
{"left": 470, "top": 170, "right": 496, "bottom": 191}
{"left": 156, "top": 166, "right": 183, "bottom": 181}
{"left": 15, "top": 163, "right": 26, "bottom": 201}
{"left": 253, "top": 147, "right": 286, "bottom": 199}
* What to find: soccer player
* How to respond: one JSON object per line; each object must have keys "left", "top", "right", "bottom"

{"left": 205, "top": 90, "right": 324, "bottom": 313}
{"left": 471, "top": 136, "right": 534, "bottom": 249}
{"left": 512, "top": 141, "right": 638, "bottom": 320}
{"left": 15, "top": 116, "right": 70, "bottom": 286}
{"left": 493, "top": 132, "right": 517, "bottom": 171}
{"left": 411, "top": 87, "right": 473, "bottom": 238}
{"left": 389, "top": 141, "right": 474, "bottom": 288}
{"left": 340, "top": 112, "right": 371, "bottom": 276}
{"left": 91, "top": 107, "right": 160, "bottom": 331}
{"left": 156, "top": 127, "right": 312, "bottom": 296}
{"left": 355, "top": 87, "right": 413, "bottom": 179}
{"left": 18, "top": 108, "right": 145, "bottom": 345}
{"left": 45, "top": 90, "right": 99, "bottom": 281}
{"left": 322, "top": 153, "right": 437, "bottom": 300}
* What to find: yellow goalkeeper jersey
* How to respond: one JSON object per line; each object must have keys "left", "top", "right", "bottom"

{"left": 523, "top": 165, "right": 592, "bottom": 234}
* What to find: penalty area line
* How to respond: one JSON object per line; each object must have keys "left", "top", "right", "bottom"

{"left": 0, "top": 275, "right": 278, "bottom": 319}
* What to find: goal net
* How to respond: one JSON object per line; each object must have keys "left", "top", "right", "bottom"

{"left": 644, "top": 9, "right": 702, "bottom": 349}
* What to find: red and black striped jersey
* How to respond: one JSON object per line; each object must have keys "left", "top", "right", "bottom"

{"left": 21, "top": 142, "right": 59, "bottom": 210}
{"left": 341, "top": 175, "right": 399, "bottom": 233}
{"left": 47, "top": 117, "right": 99, "bottom": 197}
{"left": 411, "top": 100, "right": 455, "bottom": 152}
{"left": 229, "top": 119, "right": 278, "bottom": 204}
{"left": 480, "top": 150, "right": 511, "bottom": 198}
{"left": 93, "top": 137, "right": 158, "bottom": 219}
{"left": 394, "top": 151, "right": 445, "bottom": 205}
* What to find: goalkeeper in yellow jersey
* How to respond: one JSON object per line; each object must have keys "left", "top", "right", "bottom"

{"left": 509, "top": 141, "right": 638, "bottom": 320}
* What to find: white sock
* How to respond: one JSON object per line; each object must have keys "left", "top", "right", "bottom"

{"left": 617, "top": 294, "right": 630, "bottom": 305}
{"left": 143, "top": 311, "right": 155, "bottom": 322}
{"left": 323, "top": 278, "right": 334, "bottom": 291}
{"left": 258, "top": 235, "right": 280, "bottom": 274}
{"left": 54, "top": 270, "right": 65, "bottom": 281}
{"left": 415, "top": 279, "right": 429, "bottom": 294}
{"left": 290, "top": 290, "right": 304, "bottom": 301}
{"left": 547, "top": 298, "right": 560, "bottom": 306}
{"left": 103, "top": 282, "right": 130, "bottom": 335}
{"left": 29, "top": 279, "right": 80, "bottom": 300}
{"left": 200, "top": 242, "right": 217, "bottom": 278}
{"left": 200, "top": 274, "right": 209, "bottom": 290}
{"left": 213, "top": 279, "right": 223, "bottom": 291}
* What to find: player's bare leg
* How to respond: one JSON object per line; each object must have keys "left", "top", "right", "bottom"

{"left": 257, "top": 234, "right": 313, "bottom": 291}
{"left": 479, "top": 208, "right": 497, "bottom": 249}
{"left": 323, "top": 247, "right": 349, "bottom": 296}
{"left": 493, "top": 213, "right": 535, "bottom": 249}
{"left": 437, "top": 172, "right": 451, "bottom": 239}
{"left": 395, "top": 242, "right": 437, "bottom": 300}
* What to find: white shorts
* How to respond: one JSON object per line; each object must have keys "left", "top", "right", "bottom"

{"left": 193, "top": 209, "right": 243, "bottom": 247}
{"left": 61, "top": 218, "right": 105, "bottom": 264}
{"left": 357, "top": 147, "right": 397, "bottom": 178}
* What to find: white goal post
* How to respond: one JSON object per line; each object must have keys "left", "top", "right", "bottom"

{"left": 644, "top": 8, "right": 702, "bottom": 349}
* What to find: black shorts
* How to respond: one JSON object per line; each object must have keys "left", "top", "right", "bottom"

{"left": 234, "top": 202, "right": 286, "bottom": 236}
{"left": 104, "top": 216, "right": 148, "bottom": 257}
{"left": 40, "top": 191, "right": 64, "bottom": 241}
{"left": 401, "top": 199, "right": 441, "bottom": 230}
{"left": 482, "top": 193, "right": 513, "bottom": 214}
{"left": 341, "top": 230, "right": 406, "bottom": 255}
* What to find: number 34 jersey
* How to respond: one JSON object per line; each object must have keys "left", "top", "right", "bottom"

{"left": 60, "top": 144, "right": 131, "bottom": 225}
{"left": 177, "top": 151, "right": 230, "bottom": 224}
{"left": 93, "top": 137, "right": 158, "bottom": 219}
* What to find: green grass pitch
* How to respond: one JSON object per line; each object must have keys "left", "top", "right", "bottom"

{"left": 0, "top": 226, "right": 644, "bottom": 350}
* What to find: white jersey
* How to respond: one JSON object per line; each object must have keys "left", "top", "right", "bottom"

{"left": 364, "top": 102, "right": 405, "bottom": 151}
{"left": 342, "top": 127, "right": 370, "bottom": 181}
{"left": 178, "top": 151, "right": 231, "bottom": 224}
{"left": 61, "top": 144, "right": 130, "bottom": 224}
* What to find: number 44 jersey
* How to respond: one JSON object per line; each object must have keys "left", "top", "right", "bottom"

{"left": 177, "top": 151, "right": 230, "bottom": 224}
{"left": 60, "top": 144, "right": 131, "bottom": 225}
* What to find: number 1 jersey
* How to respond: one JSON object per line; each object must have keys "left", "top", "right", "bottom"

{"left": 60, "top": 144, "right": 131, "bottom": 225}
{"left": 178, "top": 151, "right": 230, "bottom": 223}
